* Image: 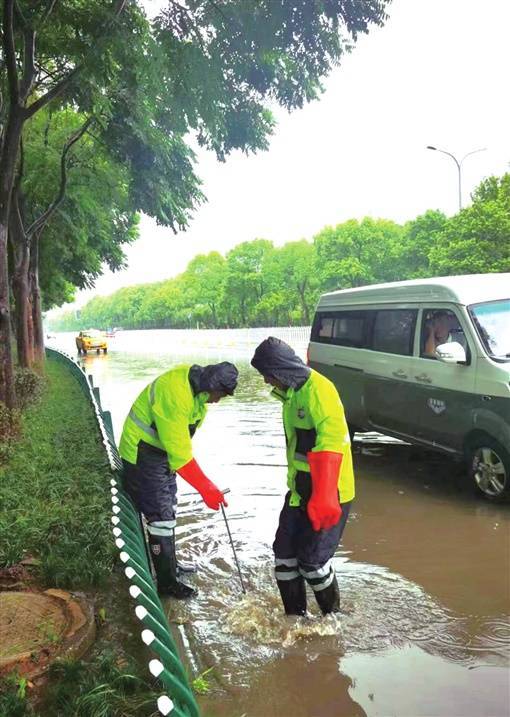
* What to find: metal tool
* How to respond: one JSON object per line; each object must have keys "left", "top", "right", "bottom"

{"left": 220, "top": 488, "right": 247, "bottom": 594}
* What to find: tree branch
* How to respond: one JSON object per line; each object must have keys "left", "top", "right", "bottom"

{"left": 2, "top": 0, "right": 20, "bottom": 105}
{"left": 13, "top": 0, "right": 28, "bottom": 29}
{"left": 26, "top": 117, "right": 93, "bottom": 237}
{"left": 25, "top": 0, "right": 129, "bottom": 118}
{"left": 19, "top": 27, "right": 36, "bottom": 102}
{"left": 25, "top": 65, "right": 79, "bottom": 117}
{"left": 39, "top": 0, "right": 59, "bottom": 29}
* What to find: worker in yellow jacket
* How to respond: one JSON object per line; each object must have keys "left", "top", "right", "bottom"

{"left": 251, "top": 337, "right": 354, "bottom": 616}
{"left": 119, "top": 362, "right": 238, "bottom": 599}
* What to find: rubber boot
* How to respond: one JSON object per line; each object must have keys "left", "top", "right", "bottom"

{"left": 276, "top": 576, "right": 307, "bottom": 616}
{"left": 314, "top": 574, "right": 340, "bottom": 615}
{"left": 148, "top": 533, "right": 197, "bottom": 599}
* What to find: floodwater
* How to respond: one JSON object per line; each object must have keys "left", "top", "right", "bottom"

{"left": 50, "top": 329, "right": 510, "bottom": 717}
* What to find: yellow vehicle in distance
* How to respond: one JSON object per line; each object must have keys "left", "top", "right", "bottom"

{"left": 76, "top": 329, "right": 108, "bottom": 354}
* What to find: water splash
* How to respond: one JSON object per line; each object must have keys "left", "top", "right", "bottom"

{"left": 224, "top": 592, "right": 343, "bottom": 647}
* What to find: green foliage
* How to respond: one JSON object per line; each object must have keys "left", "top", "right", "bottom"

{"left": 0, "top": 652, "right": 157, "bottom": 717}
{"left": 0, "top": 359, "right": 114, "bottom": 587}
{"left": 43, "top": 652, "right": 156, "bottom": 717}
{"left": 429, "top": 174, "right": 510, "bottom": 275}
{"left": 49, "top": 172, "right": 510, "bottom": 332}
{"left": 223, "top": 239, "right": 275, "bottom": 325}
{"left": 0, "top": 677, "right": 33, "bottom": 717}
{"left": 191, "top": 667, "right": 214, "bottom": 695}
{"left": 314, "top": 217, "right": 405, "bottom": 290}
{"left": 20, "top": 107, "right": 139, "bottom": 310}
{"left": 1, "top": 0, "right": 390, "bottom": 313}
{"left": 14, "top": 369, "right": 45, "bottom": 411}
{"left": 400, "top": 210, "right": 448, "bottom": 278}
{"left": 0, "top": 402, "right": 21, "bottom": 465}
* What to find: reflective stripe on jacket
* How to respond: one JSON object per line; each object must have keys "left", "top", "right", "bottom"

{"left": 119, "top": 365, "right": 208, "bottom": 470}
{"left": 273, "top": 369, "right": 355, "bottom": 506}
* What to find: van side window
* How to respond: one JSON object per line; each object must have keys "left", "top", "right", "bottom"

{"left": 311, "top": 311, "right": 367, "bottom": 347}
{"left": 421, "top": 309, "right": 467, "bottom": 358}
{"left": 372, "top": 309, "right": 417, "bottom": 356}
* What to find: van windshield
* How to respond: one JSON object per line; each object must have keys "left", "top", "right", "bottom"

{"left": 469, "top": 299, "right": 510, "bottom": 361}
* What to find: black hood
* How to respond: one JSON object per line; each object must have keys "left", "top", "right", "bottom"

{"left": 251, "top": 337, "right": 310, "bottom": 390}
{"left": 189, "top": 362, "right": 238, "bottom": 396}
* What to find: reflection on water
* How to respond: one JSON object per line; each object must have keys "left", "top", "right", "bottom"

{"left": 49, "top": 329, "right": 510, "bottom": 717}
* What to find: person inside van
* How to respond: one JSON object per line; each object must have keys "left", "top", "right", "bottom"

{"left": 424, "top": 311, "right": 453, "bottom": 356}
{"left": 251, "top": 337, "right": 355, "bottom": 616}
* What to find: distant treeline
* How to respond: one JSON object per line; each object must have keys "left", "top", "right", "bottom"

{"left": 50, "top": 174, "right": 510, "bottom": 331}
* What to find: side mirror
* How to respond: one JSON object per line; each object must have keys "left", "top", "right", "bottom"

{"left": 435, "top": 341, "right": 467, "bottom": 364}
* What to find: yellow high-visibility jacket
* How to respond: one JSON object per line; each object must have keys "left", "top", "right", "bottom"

{"left": 273, "top": 369, "right": 355, "bottom": 506}
{"left": 119, "top": 365, "right": 208, "bottom": 470}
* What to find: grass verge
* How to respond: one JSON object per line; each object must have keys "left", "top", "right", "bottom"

{"left": 0, "top": 357, "right": 160, "bottom": 715}
{"left": 0, "top": 358, "right": 114, "bottom": 587}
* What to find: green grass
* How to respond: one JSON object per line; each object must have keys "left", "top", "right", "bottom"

{"left": 0, "top": 653, "right": 159, "bottom": 717}
{"left": 0, "top": 359, "right": 114, "bottom": 588}
{"left": 0, "top": 358, "right": 162, "bottom": 716}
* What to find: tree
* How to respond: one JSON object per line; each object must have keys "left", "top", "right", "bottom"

{"left": 11, "top": 107, "right": 138, "bottom": 364}
{"left": 1, "top": 0, "right": 390, "bottom": 405}
{"left": 399, "top": 210, "right": 448, "bottom": 279}
{"left": 314, "top": 217, "right": 404, "bottom": 291}
{"left": 263, "top": 240, "right": 320, "bottom": 324}
{"left": 428, "top": 174, "right": 510, "bottom": 276}
{"left": 182, "top": 252, "right": 227, "bottom": 327}
{"left": 223, "top": 239, "right": 274, "bottom": 326}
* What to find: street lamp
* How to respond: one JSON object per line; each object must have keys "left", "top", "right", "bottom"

{"left": 426, "top": 145, "right": 487, "bottom": 211}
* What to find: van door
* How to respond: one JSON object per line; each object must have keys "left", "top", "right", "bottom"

{"left": 308, "top": 309, "right": 370, "bottom": 427}
{"left": 405, "top": 306, "right": 476, "bottom": 452}
{"left": 364, "top": 308, "right": 418, "bottom": 435}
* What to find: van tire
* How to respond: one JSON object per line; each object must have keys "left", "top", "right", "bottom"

{"left": 467, "top": 437, "right": 510, "bottom": 502}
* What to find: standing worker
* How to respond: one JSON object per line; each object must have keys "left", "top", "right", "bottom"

{"left": 251, "top": 337, "right": 354, "bottom": 616}
{"left": 119, "top": 362, "right": 239, "bottom": 599}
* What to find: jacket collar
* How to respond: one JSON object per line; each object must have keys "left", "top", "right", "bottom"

{"left": 271, "top": 386, "right": 293, "bottom": 403}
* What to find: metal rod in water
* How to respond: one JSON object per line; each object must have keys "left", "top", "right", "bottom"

{"left": 220, "top": 489, "right": 247, "bottom": 594}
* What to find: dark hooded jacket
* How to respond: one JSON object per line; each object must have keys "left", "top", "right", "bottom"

{"left": 251, "top": 336, "right": 310, "bottom": 389}
{"left": 189, "top": 362, "right": 238, "bottom": 396}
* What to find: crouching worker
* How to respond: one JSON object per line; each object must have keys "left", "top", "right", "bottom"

{"left": 119, "top": 362, "right": 239, "bottom": 599}
{"left": 251, "top": 337, "right": 354, "bottom": 616}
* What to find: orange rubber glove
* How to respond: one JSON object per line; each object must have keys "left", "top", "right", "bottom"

{"left": 306, "top": 451, "right": 342, "bottom": 531}
{"left": 177, "top": 458, "right": 227, "bottom": 510}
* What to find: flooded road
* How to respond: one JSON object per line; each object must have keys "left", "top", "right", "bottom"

{"left": 51, "top": 329, "right": 510, "bottom": 716}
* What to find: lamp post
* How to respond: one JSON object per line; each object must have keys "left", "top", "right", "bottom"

{"left": 426, "top": 145, "right": 486, "bottom": 211}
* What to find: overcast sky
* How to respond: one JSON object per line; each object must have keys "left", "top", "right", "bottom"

{"left": 57, "top": 0, "right": 510, "bottom": 312}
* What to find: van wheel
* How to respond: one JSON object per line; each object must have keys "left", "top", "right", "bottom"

{"left": 468, "top": 437, "right": 510, "bottom": 501}
{"left": 103, "top": 348, "right": 107, "bottom": 354}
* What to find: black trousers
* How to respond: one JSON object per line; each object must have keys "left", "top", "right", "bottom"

{"left": 122, "top": 441, "right": 177, "bottom": 523}
{"left": 273, "top": 490, "right": 351, "bottom": 592}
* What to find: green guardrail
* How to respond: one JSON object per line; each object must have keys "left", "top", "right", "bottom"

{"left": 46, "top": 347, "right": 201, "bottom": 717}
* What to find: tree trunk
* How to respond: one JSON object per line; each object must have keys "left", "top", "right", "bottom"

{"left": 12, "top": 245, "right": 31, "bottom": 368}
{"left": 297, "top": 282, "right": 310, "bottom": 324}
{"left": 29, "top": 234, "right": 45, "bottom": 366}
{"left": 0, "top": 225, "right": 16, "bottom": 407}
{"left": 0, "top": 106, "right": 24, "bottom": 407}
{"left": 9, "top": 198, "right": 32, "bottom": 369}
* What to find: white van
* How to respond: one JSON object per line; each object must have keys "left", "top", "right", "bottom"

{"left": 308, "top": 274, "right": 510, "bottom": 501}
